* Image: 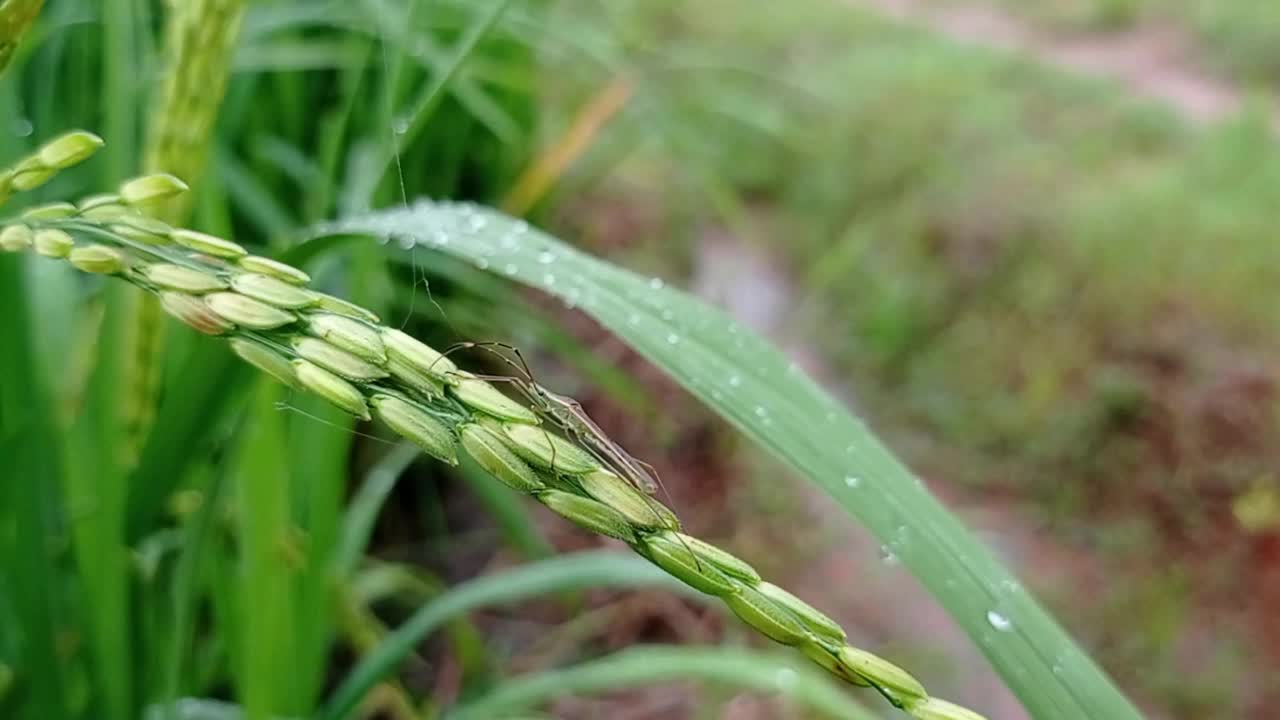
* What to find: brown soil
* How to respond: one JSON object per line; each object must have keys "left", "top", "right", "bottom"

{"left": 850, "top": 0, "right": 1278, "bottom": 131}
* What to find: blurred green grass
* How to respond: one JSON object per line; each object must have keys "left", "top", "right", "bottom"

{"left": 1, "top": 2, "right": 549, "bottom": 718}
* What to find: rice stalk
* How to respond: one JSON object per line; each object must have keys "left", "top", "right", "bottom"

{"left": 0, "top": 136, "right": 988, "bottom": 720}
{"left": 114, "top": 0, "right": 247, "bottom": 466}
{"left": 0, "top": 0, "right": 43, "bottom": 75}
{"left": 144, "top": 0, "right": 246, "bottom": 222}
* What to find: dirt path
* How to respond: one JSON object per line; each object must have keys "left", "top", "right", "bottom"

{"left": 850, "top": 0, "right": 1277, "bottom": 131}
{"left": 680, "top": 5, "right": 1278, "bottom": 717}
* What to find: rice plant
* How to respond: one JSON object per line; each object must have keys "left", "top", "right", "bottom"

{"left": 0, "top": 2, "right": 1148, "bottom": 719}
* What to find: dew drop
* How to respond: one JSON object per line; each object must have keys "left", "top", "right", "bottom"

{"left": 537, "top": 251, "right": 555, "bottom": 264}
{"left": 773, "top": 668, "right": 798, "bottom": 690}
{"left": 503, "top": 263, "right": 518, "bottom": 276}
{"left": 475, "top": 258, "right": 489, "bottom": 270}
{"left": 666, "top": 333, "right": 680, "bottom": 345}
{"left": 542, "top": 273, "right": 556, "bottom": 287}
{"left": 12, "top": 117, "right": 32, "bottom": 137}
{"left": 627, "top": 312, "right": 641, "bottom": 326}
{"left": 879, "top": 546, "right": 899, "bottom": 566}
{"left": 392, "top": 117, "right": 410, "bottom": 135}
{"left": 986, "top": 610, "right": 1013, "bottom": 632}
{"left": 649, "top": 277, "right": 665, "bottom": 290}
{"left": 844, "top": 475, "right": 861, "bottom": 488}
{"left": 728, "top": 375, "right": 742, "bottom": 387}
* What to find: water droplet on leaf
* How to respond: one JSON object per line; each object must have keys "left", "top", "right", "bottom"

{"left": 986, "top": 610, "right": 1013, "bottom": 632}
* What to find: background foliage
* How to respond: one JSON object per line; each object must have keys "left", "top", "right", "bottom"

{"left": 2, "top": 0, "right": 1278, "bottom": 718}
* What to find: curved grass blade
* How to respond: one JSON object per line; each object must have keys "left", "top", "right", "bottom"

{"left": 319, "top": 551, "right": 684, "bottom": 720}
{"left": 335, "top": 442, "right": 420, "bottom": 578}
{"left": 447, "top": 646, "right": 877, "bottom": 720}
{"left": 317, "top": 201, "right": 1144, "bottom": 720}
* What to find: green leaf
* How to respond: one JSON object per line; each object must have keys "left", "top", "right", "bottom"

{"left": 320, "top": 551, "right": 685, "bottom": 720}
{"left": 335, "top": 442, "right": 419, "bottom": 579}
{"left": 128, "top": 339, "right": 252, "bottom": 540}
{"left": 286, "top": 395, "right": 352, "bottom": 709}
{"left": 448, "top": 646, "right": 877, "bottom": 720}
{"left": 231, "top": 379, "right": 298, "bottom": 717}
{"left": 317, "top": 201, "right": 1144, "bottom": 720}
{"left": 159, "top": 465, "right": 226, "bottom": 712}
{"left": 64, "top": 284, "right": 136, "bottom": 720}
{"left": 365, "top": 0, "right": 514, "bottom": 186}
{"left": 0, "top": 256, "right": 69, "bottom": 720}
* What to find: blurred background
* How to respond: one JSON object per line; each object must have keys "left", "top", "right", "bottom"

{"left": 2, "top": 0, "right": 1279, "bottom": 718}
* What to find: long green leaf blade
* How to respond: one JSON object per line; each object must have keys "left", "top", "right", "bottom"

{"left": 449, "top": 646, "right": 877, "bottom": 720}
{"left": 0, "top": 257, "right": 69, "bottom": 720}
{"left": 232, "top": 380, "right": 298, "bottom": 718}
{"left": 318, "top": 201, "right": 1144, "bottom": 720}
{"left": 321, "top": 551, "right": 684, "bottom": 720}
